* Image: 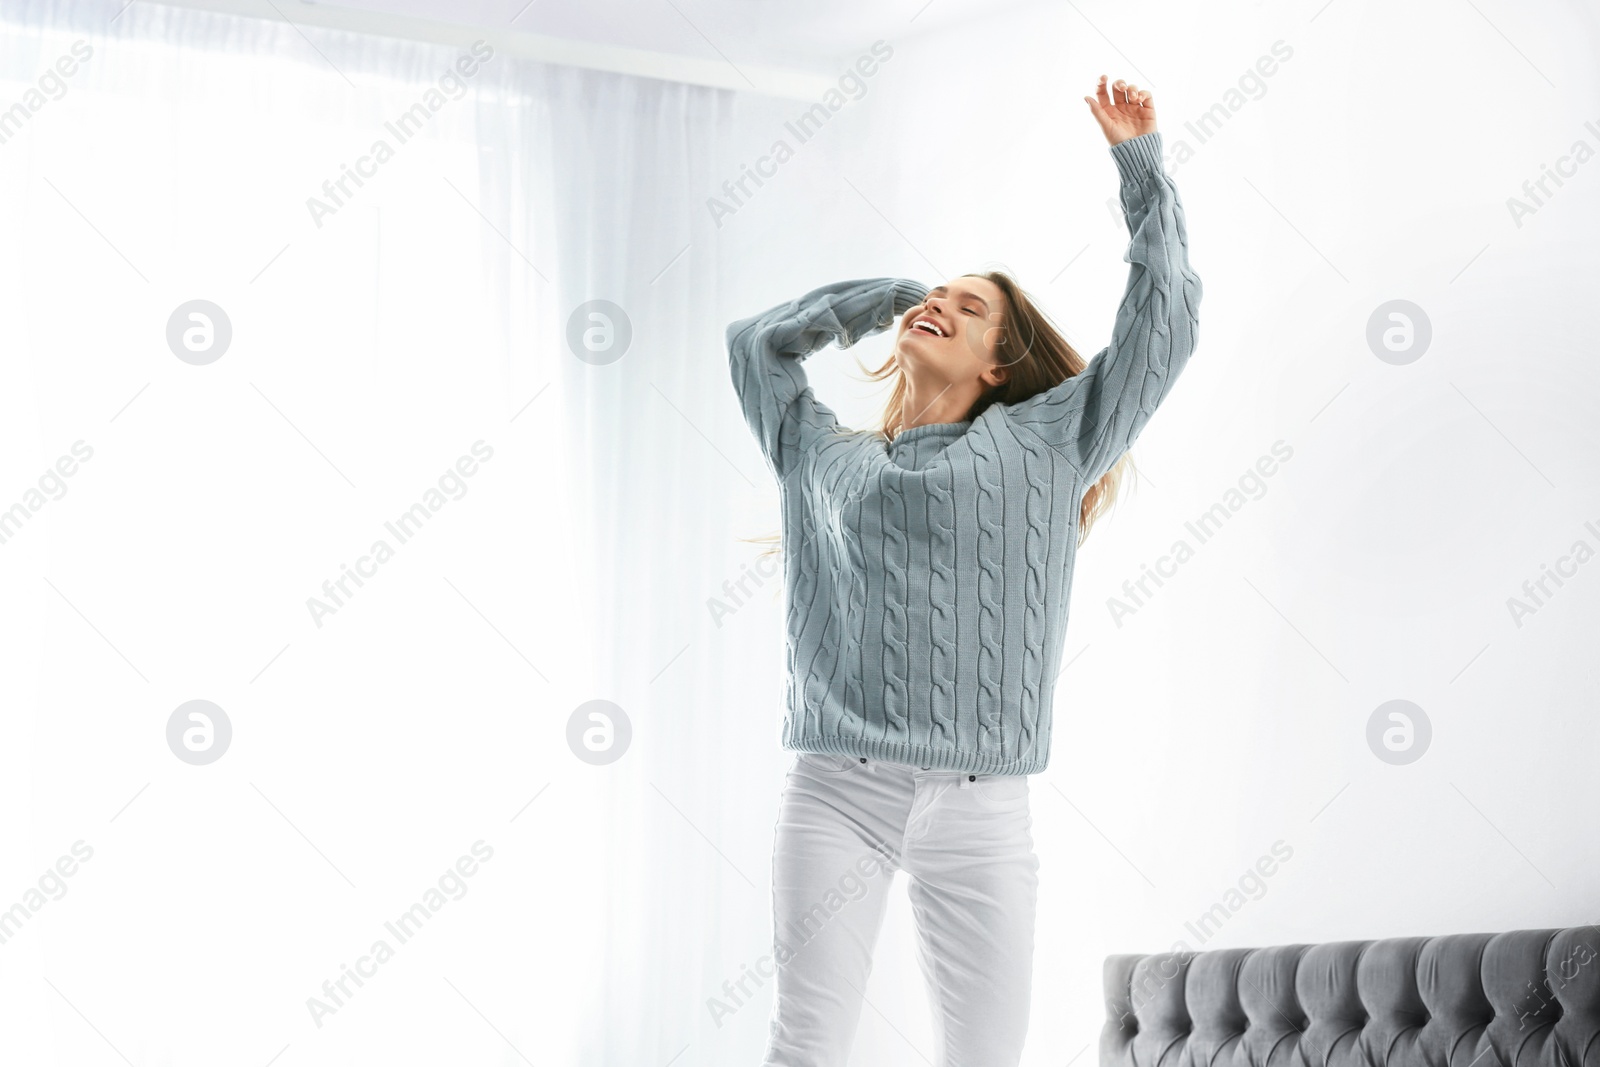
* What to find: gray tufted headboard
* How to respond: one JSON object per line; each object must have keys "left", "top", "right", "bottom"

{"left": 1101, "top": 927, "right": 1600, "bottom": 1067}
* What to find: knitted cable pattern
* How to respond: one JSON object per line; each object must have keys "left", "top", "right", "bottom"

{"left": 879, "top": 463, "right": 911, "bottom": 739}
{"left": 968, "top": 426, "right": 1006, "bottom": 755}
{"left": 839, "top": 456, "right": 870, "bottom": 743}
{"left": 1016, "top": 427, "right": 1056, "bottom": 757}
{"left": 925, "top": 461, "right": 958, "bottom": 748}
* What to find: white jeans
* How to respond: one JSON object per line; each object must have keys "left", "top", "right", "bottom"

{"left": 761, "top": 752, "right": 1040, "bottom": 1067}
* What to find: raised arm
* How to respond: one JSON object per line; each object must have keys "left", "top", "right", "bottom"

{"left": 726, "top": 276, "right": 929, "bottom": 480}
{"left": 1002, "top": 79, "right": 1203, "bottom": 484}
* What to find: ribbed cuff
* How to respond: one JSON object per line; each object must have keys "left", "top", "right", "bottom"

{"left": 1110, "top": 130, "right": 1164, "bottom": 183}
{"left": 890, "top": 277, "right": 930, "bottom": 316}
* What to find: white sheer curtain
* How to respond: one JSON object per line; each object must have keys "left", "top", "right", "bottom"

{"left": 0, "top": 2, "right": 826, "bottom": 1063}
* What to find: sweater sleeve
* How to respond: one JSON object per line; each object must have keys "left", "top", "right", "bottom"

{"left": 726, "top": 276, "right": 930, "bottom": 480}
{"left": 1001, "top": 130, "right": 1202, "bottom": 484}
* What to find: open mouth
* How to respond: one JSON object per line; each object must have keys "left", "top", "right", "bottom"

{"left": 910, "top": 317, "right": 945, "bottom": 337}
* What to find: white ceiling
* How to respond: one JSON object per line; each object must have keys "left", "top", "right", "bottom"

{"left": 320, "top": 0, "right": 1039, "bottom": 70}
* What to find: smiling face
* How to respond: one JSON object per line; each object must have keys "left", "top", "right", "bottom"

{"left": 894, "top": 275, "right": 1011, "bottom": 391}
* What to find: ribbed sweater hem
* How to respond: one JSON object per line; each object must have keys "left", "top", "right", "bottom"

{"left": 784, "top": 733, "right": 1045, "bottom": 776}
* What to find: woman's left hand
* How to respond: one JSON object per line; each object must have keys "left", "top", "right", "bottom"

{"left": 1084, "top": 74, "right": 1157, "bottom": 146}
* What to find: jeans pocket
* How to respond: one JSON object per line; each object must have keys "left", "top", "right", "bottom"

{"left": 974, "top": 773, "right": 1030, "bottom": 807}
{"left": 796, "top": 752, "right": 859, "bottom": 775}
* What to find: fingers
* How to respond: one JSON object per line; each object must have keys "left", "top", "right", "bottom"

{"left": 1102, "top": 75, "right": 1154, "bottom": 108}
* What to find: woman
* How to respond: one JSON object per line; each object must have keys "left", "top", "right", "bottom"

{"left": 725, "top": 75, "right": 1202, "bottom": 1066}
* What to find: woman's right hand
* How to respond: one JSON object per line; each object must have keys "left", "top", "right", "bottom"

{"left": 1084, "top": 74, "right": 1156, "bottom": 146}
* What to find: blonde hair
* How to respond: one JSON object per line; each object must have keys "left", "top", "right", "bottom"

{"left": 740, "top": 269, "right": 1136, "bottom": 564}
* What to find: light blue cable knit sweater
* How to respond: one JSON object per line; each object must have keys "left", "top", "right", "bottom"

{"left": 725, "top": 130, "right": 1202, "bottom": 775}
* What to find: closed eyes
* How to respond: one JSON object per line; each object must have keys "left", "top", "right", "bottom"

{"left": 928, "top": 285, "right": 991, "bottom": 318}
